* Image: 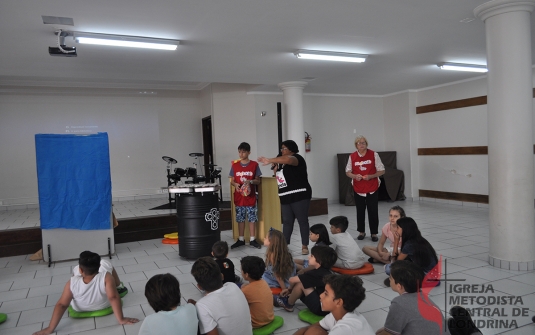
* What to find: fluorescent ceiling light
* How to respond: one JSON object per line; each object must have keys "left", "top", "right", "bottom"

{"left": 73, "top": 32, "right": 179, "bottom": 50}
{"left": 438, "top": 62, "right": 487, "bottom": 73}
{"left": 294, "top": 50, "right": 367, "bottom": 63}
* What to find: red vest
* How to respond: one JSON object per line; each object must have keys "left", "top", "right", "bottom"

{"left": 350, "top": 149, "right": 379, "bottom": 194}
{"left": 231, "top": 160, "right": 258, "bottom": 207}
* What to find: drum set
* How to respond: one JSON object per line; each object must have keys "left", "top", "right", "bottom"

{"left": 162, "top": 153, "right": 223, "bottom": 203}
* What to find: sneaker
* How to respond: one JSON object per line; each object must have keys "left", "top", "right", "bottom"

{"left": 357, "top": 233, "right": 366, "bottom": 240}
{"left": 276, "top": 295, "right": 294, "bottom": 312}
{"left": 249, "top": 240, "right": 262, "bottom": 249}
{"left": 384, "top": 277, "right": 391, "bottom": 287}
{"left": 272, "top": 295, "right": 279, "bottom": 307}
{"left": 448, "top": 306, "right": 481, "bottom": 335}
{"left": 368, "top": 257, "right": 376, "bottom": 264}
{"left": 302, "top": 246, "right": 309, "bottom": 255}
{"left": 117, "top": 284, "right": 128, "bottom": 298}
{"left": 230, "top": 240, "right": 245, "bottom": 249}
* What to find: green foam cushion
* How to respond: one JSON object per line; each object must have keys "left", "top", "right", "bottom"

{"left": 0, "top": 313, "right": 7, "bottom": 324}
{"left": 252, "top": 315, "right": 284, "bottom": 335}
{"left": 68, "top": 305, "right": 114, "bottom": 318}
{"left": 298, "top": 309, "right": 325, "bottom": 324}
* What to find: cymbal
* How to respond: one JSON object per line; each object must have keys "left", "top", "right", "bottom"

{"left": 189, "top": 153, "right": 204, "bottom": 157}
{"left": 162, "top": 156, "right": 177, "bottom": 164}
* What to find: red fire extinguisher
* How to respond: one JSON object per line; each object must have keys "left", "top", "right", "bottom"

{"left": 305, "top": 132, "right": 311, "bottom": 152}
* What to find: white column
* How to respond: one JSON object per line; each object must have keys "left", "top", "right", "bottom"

{"left": 475, "top": 0, "right": 535, "bottom": 270}
{"left": 278, "top": 81, "right": 308, "bottom": 151}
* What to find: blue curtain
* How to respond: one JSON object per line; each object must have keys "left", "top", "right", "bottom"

{"left": 35, "top": 133, "right": 112, "bottom": 230}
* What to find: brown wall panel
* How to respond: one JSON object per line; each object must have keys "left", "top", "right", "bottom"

{"left": 416, "top": 96, "right": 487, "bottom": 114}
{"left": 416, "top": 88, "right": 535, "bottom": 114}
{"left": 419, "top": 189, "right": 488, "bottom": 203}
{"left": 418, "top": 146, "right": 488, "bottom": 155}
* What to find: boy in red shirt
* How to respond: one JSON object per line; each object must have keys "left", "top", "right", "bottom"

{"left": 229, "top": 142, "right": 262, "bottom": 249}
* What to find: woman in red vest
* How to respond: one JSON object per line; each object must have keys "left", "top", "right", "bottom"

{"left": 345, "top": 136, "right": 385, "bottom": 242}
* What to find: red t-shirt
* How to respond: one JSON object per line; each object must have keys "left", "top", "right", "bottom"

{"left": 231, "top": 160, "right": 259, "bottom": 207}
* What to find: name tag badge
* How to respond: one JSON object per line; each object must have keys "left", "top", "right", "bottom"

{"left": 276, "top": 170, "right": 287, "bottom": 189}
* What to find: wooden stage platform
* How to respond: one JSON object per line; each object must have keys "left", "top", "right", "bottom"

{"left": 0, "top": 198, "right": 328, "bottom": 258}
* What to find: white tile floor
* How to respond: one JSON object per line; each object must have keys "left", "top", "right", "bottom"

{"left": 0, "top": 200, "right": 534, "bottom": 335}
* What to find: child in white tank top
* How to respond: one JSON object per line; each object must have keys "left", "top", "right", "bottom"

{"left": 33, "top": 251, "right": 138, "bottom": 335}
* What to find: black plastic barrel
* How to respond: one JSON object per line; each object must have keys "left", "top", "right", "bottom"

{"left": 176, "top": 193, "right": 220, "bottom": 259}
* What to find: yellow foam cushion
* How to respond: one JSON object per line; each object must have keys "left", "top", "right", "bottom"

{"left": 164, "top": 232, "right": 179, "bottom": 239}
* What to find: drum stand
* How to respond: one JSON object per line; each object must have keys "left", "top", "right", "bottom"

{"left": 189, "top": 152, "right": 204, "bottom": 184}
{"left": 162, "top": 156, "right": 178, "bottom": 205}
{"left": 204, "top": 164, "right": 223, "bottom": 201}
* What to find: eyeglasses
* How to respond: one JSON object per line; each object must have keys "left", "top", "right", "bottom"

{"left": 280, "top": 148, "right": 289, "bottom": 151}
{"left": 356, "top": 142, "right": 367, "bottom": 145}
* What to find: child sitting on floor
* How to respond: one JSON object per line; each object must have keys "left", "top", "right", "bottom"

{"left": 293, "top": 274, "right": 374, "bottom": 335}
{"left": 212, "top": 241, "right": 241, "bottom": 284}
{"left": 363, "top": 205, "right": 405, "bottom": 264}
{"left": 188, "top": 256, "right": 252, "bottom": 335}
{"left": 277, "top": 245, "right": 337, "bottom": 315}
{"left": 240, "top": 256, "right": 274, "bottom": 329}
{"left": 139, "top": 273, "right": 198, "bottom": 335}
{"left": 263, "top": 228, "right": 296, "bottom": 289}
{"left": 329, "top": 216, "right": 367, "bottom": 269}
{"left": 376, "top": 260, "right": 445, "bottom": 335}
{"left": 33, "top": 251, "right": 138, "bottom": 335}
{"left": 295, "top": 223, "right": 332, "bottom": 274}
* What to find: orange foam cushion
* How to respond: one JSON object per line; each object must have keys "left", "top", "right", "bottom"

{"left": 331, "top": 262, "right": 374, "bottom": 275}
{"left": 270, "top": 287, "right": 282, "bottom": 295}
{"left": 162, "top": 238, "right": 179, "bottom": 244}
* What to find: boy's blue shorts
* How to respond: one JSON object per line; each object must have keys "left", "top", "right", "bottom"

{"left": 235, "top": 206, "right": 257, "bottom": 223}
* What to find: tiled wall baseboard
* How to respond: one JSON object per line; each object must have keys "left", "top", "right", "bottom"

{"left": 489, "top": 255, "right": 535, "bottom": 271}
{"left": 418, "top": 197, "right": 489, "bottom": 208}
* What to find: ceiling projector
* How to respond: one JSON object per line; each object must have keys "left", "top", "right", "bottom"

{"left": 49, "top": 45, "right": 77, "bottom": 57}
{"left": 49, "top": 30, "right": 77, "bottom": 57}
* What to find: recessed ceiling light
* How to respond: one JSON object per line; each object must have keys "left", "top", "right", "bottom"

{"left": 294, "top": 50, "right": 368, "bottom": 63}
{"left": 74, "top": 32, "right": 179, "bottom": 50}
{"left": 437, "top": 62, "right": 488, "bottom": 73}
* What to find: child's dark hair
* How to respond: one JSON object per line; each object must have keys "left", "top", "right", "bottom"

{"left": 310, "top": 246, "right": 337, "bottom": 269}
{"left": 191, "top": 256, "right": 223, "bottom": 292}
{"left": 390, "top": 260, "right": 424, "bottom": 293}
{"left": 310, "top": 223, "right": 331, "bottom": 245}
{"left": 397, "top": 217, "right": 438, "bottom": 270}
{"left": 212, "top": 241, "right": 229, "bottom": 259}
{"left": 238, "top": 142, "right": 251, "bottom": 152}
{"left": 329, "top": 216, "right": 349, "bottom": 232}
{"left": 323, "top": 274, "right": 366, "bottom": 312}
{"left": 79, "top": 251, "right": 101, "bottom": 275}
{"left": 240, "top": 256, "right": 265, "bottom": 281}
{"left": 145, "top": 273, "right": 182, "bottom": 312}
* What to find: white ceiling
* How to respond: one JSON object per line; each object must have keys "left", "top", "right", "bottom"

{"left": 1, "top": 0, "right": 534, "bottom": 95}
